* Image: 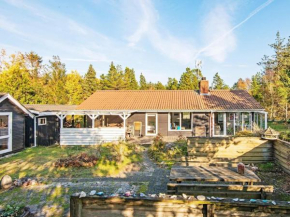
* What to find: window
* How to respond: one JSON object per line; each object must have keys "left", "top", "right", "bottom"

{"left": 169, "top": 112, "right": 191, "bottom": 130}
{"left": 38, "top": 118, "right": 47, "bottom": 125}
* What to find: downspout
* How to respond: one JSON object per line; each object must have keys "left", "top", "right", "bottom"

{"left": 210, "top": 110, "right": 213, "bottom": 137}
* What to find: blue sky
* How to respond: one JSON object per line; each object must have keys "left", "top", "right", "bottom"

{"left": 0, "top": 0, "right": 289, "bottom": 86}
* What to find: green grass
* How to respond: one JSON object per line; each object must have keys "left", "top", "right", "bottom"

{"left": 258, "top": 162, "right": 276, "bottom": 172}
{"left": 0, "top": 143, "right": 142, "bottom": 179}
{"left": 268, "top": 121, "right": 290, "bottom": 133}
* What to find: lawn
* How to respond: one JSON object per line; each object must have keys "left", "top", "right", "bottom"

{"left": 0, "top": 142, "right": 143, "bottom": 179}
{"left": 268, "top": 121, "right": 290, "bottom": 133}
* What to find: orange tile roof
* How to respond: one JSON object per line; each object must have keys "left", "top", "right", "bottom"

{"left": 77, "top": 90, "right": 264, "bottom": 111}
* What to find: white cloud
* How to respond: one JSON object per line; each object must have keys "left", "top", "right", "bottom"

{"left": 201, "top": 5, "right": 236, "bottom": 62}
{"left": 125, "top": 0, "right": 197, "bottom": 65}
{"left": 196, "top": 0, "right": 275, "bottom": 62}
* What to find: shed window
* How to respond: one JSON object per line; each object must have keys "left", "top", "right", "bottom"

{"left": 169, "top": 112, "right": 191, "bottom": 130}
{"left": 38, "top": 118, "right": 47, "bottom": 125}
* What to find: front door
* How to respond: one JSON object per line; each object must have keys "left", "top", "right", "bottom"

{"left": 146, "top": 113, "right": 158, "bottom": 136}
{"left": 0, "top": 112, "right": 12, "bottom": 155}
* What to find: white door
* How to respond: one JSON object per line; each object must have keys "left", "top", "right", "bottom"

{"left": 0, "top": 112, "right": 12, "bottom": 155}
{"left": 145, "top": 113, "right": 158, "bottom": 136}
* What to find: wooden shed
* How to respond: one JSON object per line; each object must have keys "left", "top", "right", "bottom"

{"left": 0, "top": 93, "right": 35, "bottom": 156}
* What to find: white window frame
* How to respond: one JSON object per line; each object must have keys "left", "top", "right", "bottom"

{"left": 38, "top": 117, "right": 47, "bottom": 126}
{"left": 168, "top": 112, "right": 192, "bottom": 131}
{"left": 145, "top": 113, "right": 158, "bottom": 136}
{"left": 0, "top": 112, "right": 12, "bottom": 155}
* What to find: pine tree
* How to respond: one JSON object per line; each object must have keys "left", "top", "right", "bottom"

{"left": 211, "top": 72, "right": 229, "bottom": 89}
{"left": 100, "top": 62, "right": 125, "bottom": 90}
{"left": 83, "top": 64, "right": 99, "bottom": 99}
{"left": 155, "top": 81, "right": 166, "bottom": 90}
{"left": 124, "top": 67, "right": 139, "bottom": 89}
{"left": 178, "top": 67, "right": 201, "bottom": 90}
{"left": 139, "top": 73, "right": 147, "bottom": 90}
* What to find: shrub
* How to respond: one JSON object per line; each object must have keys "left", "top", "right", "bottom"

{"left": 0, "top": 205, "right": 23, "bottom": 217}
{"left": 235, "top": 130, "right": 259, "bottom": 137}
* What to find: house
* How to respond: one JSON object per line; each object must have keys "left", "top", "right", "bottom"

{"left": 0, "top": 78, "right": 268, "bottom": 152}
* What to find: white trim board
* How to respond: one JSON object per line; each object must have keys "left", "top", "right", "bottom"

{"left": 0, "top": 94, "right": 34, "bottom": 118}
{"left": 0, "top": 112, "right": 12, "bottom": 155}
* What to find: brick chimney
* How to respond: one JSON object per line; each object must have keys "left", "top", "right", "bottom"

{"left": 199, "top": 77, "right": 209, "bottom": 95}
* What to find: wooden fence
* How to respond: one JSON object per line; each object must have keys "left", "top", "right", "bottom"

{"left": 70, "top": 196, "right": 290, "bottom": 217}
{"left": 274, "top": 139, "right": 290, "bottom": 175}
{"left": 184, "top": 137, "right": 273, "bottom": 165}
{"left": 60, "top": 128, "right": 124, "bottom": 145}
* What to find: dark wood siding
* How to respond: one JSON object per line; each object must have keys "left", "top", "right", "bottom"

{"left": 37, "top": 116, "right": 60, "bottom": 146}
{"left": 127, "top": 112, "right": 211, "bottom": 137}
{"left": 127, "top": 113, "right": 146, "bottom": 136}
{"left": 0, "top": 99, "right": 26, "bottom": 152}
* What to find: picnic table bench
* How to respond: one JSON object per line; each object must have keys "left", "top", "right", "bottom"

{"left": 168, "top": 166, "right": 273, "bottom": 199}
{"left": 170, "top": 166, "right": 261, "bottom": 185}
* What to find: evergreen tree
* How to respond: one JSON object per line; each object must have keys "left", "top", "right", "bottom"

{"left": 178, "top": 67, "right": 202, "bottom": 90}
{"left": 211, "top": 72, "right": 229, "bottom": 89}
{"left": 124, "top": 67, "right": 139, "bottom": 89}
{"left": 83, "top": 64, "right": 99, "bottom": 99}
{"left": 139, "top": 73, "right": 147, "bottom": 90}
{"left": 166, "top": 78, "right": 178, "bottom": 90}
{"left": 100, "top": 62, "right": 125, "bottom": 90}
{"left": 155, "top": 81, "right": 166, "bottom": 90}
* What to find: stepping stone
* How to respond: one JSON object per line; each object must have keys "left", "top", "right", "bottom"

{"left": 0, "top": 175, "right": 12, "bottom": 189}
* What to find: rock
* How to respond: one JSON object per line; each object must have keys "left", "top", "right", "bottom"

{"left": 89, "top": 190, "right": 96, "bottom": 196}
{"left": 110, "top": 193, "right": 118, "bottom": 197}
{"left": 239, "top": 199, "right": 245, "bottom": 202}
{"left": 272, "top": 201, "right": 276, "bottom": 205}
{"left": 170, "top": 195, "right": 177, "bottom": 199}
{"left": 124, "top": 191, "right": 131, "bottom": 197}
{"left": 182, "top": 193, "right": 187, "bottom": 199}
{"left": 164, "top": 143, "right": 175, "bottom": 151}
{"left": 96, "top": 192, "right": 104, "bottom": 196}
{"left": 0, "top": 175, "right": 12, "bottom": 189}
{"left": 233, "top": 198, "right": 239, "bottom": 202}
{"left": 79, "top": 191, "right": 86, "bottom": 198}
{"left": 197, "top": 195, "right": 205, "bottom": 201}
{"left": 72, "top": 192, "right": 80, "bottom": 197}
{"left": 140, "top": 193, "right": 146, "bottom": 197}
{"left": 159, "top": 193, "right": 166, "bottom": 198}
{"left": 27, "top": 204, "right": 38, "bottom": 215}
{"left": 30, "top": 180, "right": 38, "bottom": 186}
{"left": 13, "top": 179, "right": 22, "bottom": 187}
{"left": 251, "top": 166, "right": 259, "bottom": 172}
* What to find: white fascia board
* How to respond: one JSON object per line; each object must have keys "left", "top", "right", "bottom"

{"left": 0, "top": 94, "right": 35, "bottom": 118}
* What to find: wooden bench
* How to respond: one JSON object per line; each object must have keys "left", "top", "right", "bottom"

{"left": 167, "top": 183, "right": 274, "bottom": 199}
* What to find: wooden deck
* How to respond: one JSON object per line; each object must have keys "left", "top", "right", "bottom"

{"left": 170, "top": 166, "right": 261, "bottom": 184}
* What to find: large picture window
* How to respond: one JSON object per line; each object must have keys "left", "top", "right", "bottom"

{"left": 169, "top": 112, "right": 191, "bottom": 130}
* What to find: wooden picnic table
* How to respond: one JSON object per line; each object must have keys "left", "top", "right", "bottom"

{"left": 170, "top": 166, "right": 261, "bottom": 185}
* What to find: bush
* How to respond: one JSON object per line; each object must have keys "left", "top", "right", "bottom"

{"left": 0, "top": 205, "right": 23, "bottom": 217}
{"left": 235, "top": 130, "right": 259, "bottom": 137}
{"left": 148, "top": 134, "right": 187, "bottom": 168}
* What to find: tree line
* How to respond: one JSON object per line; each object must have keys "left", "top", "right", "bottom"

{"left": 0, "top": 31, "right": 289, "bottom": 120}
{"left": 0, "top": 50, "right": 205, "bottom": 105}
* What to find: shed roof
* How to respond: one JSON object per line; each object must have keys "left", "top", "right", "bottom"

{"left": 24, "top": 104, "right": 77, "bottom": 112}
{"left": 77, "top": 90, "right": 264, "bottom": 111}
